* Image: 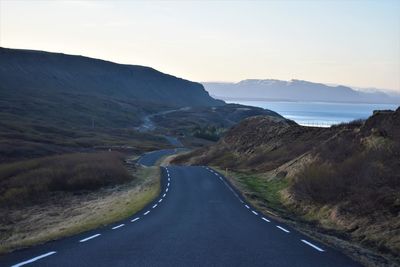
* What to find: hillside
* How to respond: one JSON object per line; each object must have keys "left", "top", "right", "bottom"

{"left": 1, "top": 48, "right": 223, "bottom": 109}
{"left": 0, "top": 48, "right": 226, "bottom": 162}
{"left": 174, "top": 108, "right": 400, "bottom": 265}
{"left": 203, "top": 79, "right": 399, "bottom": 104}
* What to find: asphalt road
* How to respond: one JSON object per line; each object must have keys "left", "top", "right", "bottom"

{"left": 137, "top": 148, "right": 182, "bottom": 166}
{"left": 1, "top": 153, "right": 362, "bottom": 267}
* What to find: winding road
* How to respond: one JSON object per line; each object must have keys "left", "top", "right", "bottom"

{"left": 1, "top": 150, "right": 362, "bottom": 267}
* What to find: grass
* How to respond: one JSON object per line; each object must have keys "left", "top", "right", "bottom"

{"left": 0, "top": 152, "right": 133, "bottom": 207}
{"left": 211, "top": 165, "right": 400, "bottom": 266}
{"left": 212, "top": 167, "right": 288, "bottom": 214}
{"left": 0, "top": 164, "right": 161, "bottom": 254}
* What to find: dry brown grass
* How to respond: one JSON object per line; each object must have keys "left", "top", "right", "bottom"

{"left": 0, "top": 152, "right": 132, "bottom": 207}
{"left": 0, "top": 164, "right": 160, "bottom": 254}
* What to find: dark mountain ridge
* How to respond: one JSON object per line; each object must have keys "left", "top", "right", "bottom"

{"left": 0, "top": 47, "right": 223, "bottom": 108}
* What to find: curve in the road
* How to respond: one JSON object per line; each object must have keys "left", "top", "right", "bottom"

{"left": 1, "top": 152, "right": 362, "bottom": 267}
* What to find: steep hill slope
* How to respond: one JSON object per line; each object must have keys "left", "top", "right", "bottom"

{"left": 174, "top": 108, "right": 400, "bottom": 265}
{"left": 1, "top": 48, "right": 222, "bottom": 109}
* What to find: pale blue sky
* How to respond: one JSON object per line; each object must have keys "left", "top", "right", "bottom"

{"left": 0, "top": 0, "right": 399, "bottom": 91}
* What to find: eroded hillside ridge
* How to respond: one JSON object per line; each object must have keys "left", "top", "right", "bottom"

{"left": 174, "top": 108, "right": 400, "bottom": 263}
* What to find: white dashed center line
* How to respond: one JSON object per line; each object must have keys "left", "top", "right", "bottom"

{"left": 301, "top": 239, "right": 325, "bottom": 252}
{"left": 167, "top": 182, "right": 170, "bottom": 187}
{"left": 251, "top": 210, "right": 258, "bottom": 215}
{"left": 131, "top": 217, "right": 140, "bottom": 222}
{"left": 112, "top": 224, "right": 125, "bottom": 230}
{"left": 79, "top": 234, "right": 101, "bottom": 243}
{"left": 245, "top": 205, "right": 250, "bottom": 209}
{"left": 163, "top": 193, "right": 166, "bottom": 198}
{"left": 276, "top": 226, "right": 290, "bottom": 233}
{"left": 158, "top": 198, "right": 163, "bottom": 203}
{"left": 261, "top": 217, "right": 270, "bottom": 222}
{"left": 152, "top": 204, "right": 158, "bottom": 209}
{"left": 166, "top": 188, "right": 169, "bottom": 192}
{"left": 11, "top": 251, "right": 57, "bottom": 267}
{"left": 144, "top": 210, "right": 150, "bottom": 215}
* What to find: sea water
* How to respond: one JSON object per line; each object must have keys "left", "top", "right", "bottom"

{"left": 227, "top": 100, "right": 399, "bottom": 127}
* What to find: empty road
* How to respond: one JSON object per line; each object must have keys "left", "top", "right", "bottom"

{"left": 1, "top": 152, "right": 361, "bottom": 266}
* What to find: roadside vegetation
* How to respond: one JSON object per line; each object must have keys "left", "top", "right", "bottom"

{"left": 0, "top": 153, "right": 161, "bottom": 254}
{"left": 0, "top": 152, "right": 132, "bottom": 207}
{"left": 174, "top": 108, "right": 400, "bottom": 266}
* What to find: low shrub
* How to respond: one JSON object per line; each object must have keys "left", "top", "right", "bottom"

{"left": 0, "top": 152, "right": 132, "bottom": 207}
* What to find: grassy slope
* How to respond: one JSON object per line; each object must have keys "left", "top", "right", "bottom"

{"left": 174, "top": 109, "right": 400, "bottom": 266}
{"left": 0, "top": 155, "right": 161, "bottom": 254}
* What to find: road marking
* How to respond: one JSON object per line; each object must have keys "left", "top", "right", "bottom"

{"left": 168, "top": 177, "right": 170, "bottom": 181}
{"left": 158, "top": 199, "right": 163, "bottom": 203}
{"left": 301, "top": 239, "right": 325, "bottom": 252}
{"left": 166, "top": 188, "right": 169, "bottom": 192}
{"left": 79, "top": 234, "right": 101, "bottom": 243}
{"left": 144, "top": 210, "right": 150, "bottom": 215}
{"left": 252, "top": 210, "right": 258, "bottom": 215}
{"left": 163, "top": 193, "right": 166, "bottom": 198}
{"left": 276, "top": 226, "right": 290, "bottom": 233}
{"left": 245, "top": 205, "right": 250, "bottom": 209}
{"left": 167, "top": 182, "right": 170, "bottom": 187}
{"left": 11, "top": 251, "right": 57, "bottom": 267}
{"left": 152, "top": 204, "right": 158, "bottom": 208}
{"left": 262, "top": 217, "right": 270, "bottom": 222}
{"left": 239, "top": 199, "right": 244, "bottom": 203}
{"left": 112, "top": 224, "right": 125, "bottom": 230}
{"left": 131, "top": 217, "right": 140, "bottom": 222}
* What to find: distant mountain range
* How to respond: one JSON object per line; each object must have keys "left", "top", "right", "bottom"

{"left": 203, "top": 79, "right": 400, "bottom": 104}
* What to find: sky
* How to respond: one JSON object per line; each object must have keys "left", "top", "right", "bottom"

{"left": 0, "top": 0, "right": 399, "bottom": 92}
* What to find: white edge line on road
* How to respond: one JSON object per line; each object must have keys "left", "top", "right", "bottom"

{"left": 262, "top": 217, "right": 270, "bottom": 222}
{"left": 163, "top": 193, "right": 166, "bottom": 198}
{"left": 144, "top": 210, "right": 150, "bottom": 215}
{"left": 152, "top": 204, "right": 158, "bottom": 208}
{"left": 79, "top": 234, "right": 101, "bottom": 243}
{"left": 158, "top": 198, "right": 163, "bottom": 203}
{"left": 276, "top": 225, "right": 290, "bottom": 233}
{"left": 245, "top": 205, "right": 250, "bottom": 209}
{"left": 131, "top": 217, "right": 140, "bottom": 222}
{"left": 11, "top": 251, "right": 57, "bottom": 267}
{"left": 112, "top": 224, "right": 125, "bottom": 230}
{"left": 252, "top": 210, "right": 258, "bottom": 215}
{"left": 301, "top": 239, "right": 325, "bottom": 252}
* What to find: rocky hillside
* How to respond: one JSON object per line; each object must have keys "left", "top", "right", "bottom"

{"left": 174, "top": 108, "right": 400, "bottom": 265}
